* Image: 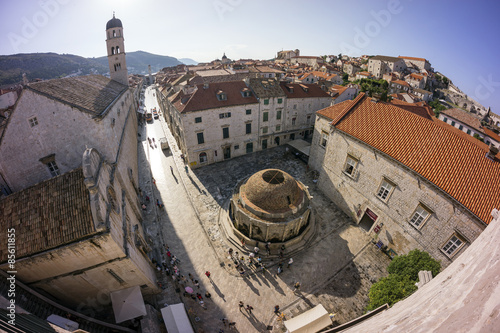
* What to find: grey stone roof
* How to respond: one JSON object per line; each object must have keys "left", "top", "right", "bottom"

{"left": 248, "top": 78, "right": 286, "bottom": 98}
{"left": 27, "top": 75, "right": 128, "bottom": 117}
{"left": 0, "top": 168, "right": 96, "bottom": 263}
{"left": 370, "top": 55, "right": 402, "bottom": 63}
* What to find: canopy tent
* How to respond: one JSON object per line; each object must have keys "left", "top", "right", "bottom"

{"left": 160, "top": 303, "right": 194, "bottom": 333}
{"left": 110, "top": 286, "right": 147, "bottom": 324}
{"left": 284, "top": 304, "right": 332, "bottom": 333}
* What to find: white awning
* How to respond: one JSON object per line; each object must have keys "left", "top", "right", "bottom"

{"left": 161, "top": 303, "right": 194, "bottom": 333}
{"left": 110, "top": 286, "right": 147, "bottom": 324}
{"left": 284, "top": 304, "right": 332, "bottom": 333}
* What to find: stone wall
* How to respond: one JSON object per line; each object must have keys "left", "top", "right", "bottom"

{"left": 315, "top": 129, "right": 485, "bottom": 267}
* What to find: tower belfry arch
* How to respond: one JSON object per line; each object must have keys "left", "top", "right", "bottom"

{"left": 106, "top": 13, "right": 128, "bottom": 86}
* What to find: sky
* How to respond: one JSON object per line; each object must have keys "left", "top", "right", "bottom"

{"left": 1, "top": 0, "right": 500, "bottom": 112}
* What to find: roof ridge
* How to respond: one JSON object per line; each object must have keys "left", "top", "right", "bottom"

{"left": 331, "top": 92, "right": 366, "bottom": 125}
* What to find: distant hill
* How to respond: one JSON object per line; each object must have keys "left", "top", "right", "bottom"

{"left": 0, "top": 53, "right": 107, "bottom": 86}
{"left": 93, "top": 50, "right": 182, "bottom": 74}
{"left": 0, "top": 51, "right": 184, "bottom": 86}
{"left": 179, "top": 58, "right": 198, "bottom": 65}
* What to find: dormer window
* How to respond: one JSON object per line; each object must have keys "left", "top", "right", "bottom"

{"left": 241, "top": 88, "right": 252, "bottom": 97}
{"left": 216, "top": 90, "right": 227, "bottom": 101}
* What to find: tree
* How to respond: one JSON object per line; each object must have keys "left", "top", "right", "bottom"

{"left": 387, "top": 249, "right": 441, "bottom": 281}
{"left": 366, "top": 249, "right": 440, "bottom": 311}
{"left": 366, "top": 274, "right": 417, "bottom": 310}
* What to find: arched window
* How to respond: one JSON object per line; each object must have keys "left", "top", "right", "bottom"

{"left": 116, "top": 46, "right": 120, "bottom": 54}
{"left": 113, "top": 30, "right": 116, "bottom": 37}
{"left": 111, "top": 46, "right": 115, "bottom": 55}
{"left": 199, "top": 152, "right": 207, "bottom": 163}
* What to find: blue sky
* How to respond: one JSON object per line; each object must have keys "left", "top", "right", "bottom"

{"left": 1, "top": 0, "right": 500, "bottom": 112}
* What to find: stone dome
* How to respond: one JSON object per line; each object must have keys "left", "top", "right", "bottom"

{"left": 106, "top": 14, "right": 123, "bottom": 30}
{"left": 241, "top": 169, "right": 304, "bottom": 214}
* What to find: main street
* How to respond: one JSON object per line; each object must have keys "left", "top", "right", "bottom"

{"left": 137, "top": 85, "right": 391, "bottom": 332}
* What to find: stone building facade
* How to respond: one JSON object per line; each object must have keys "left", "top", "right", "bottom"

{"left": 160, "top": 79, "right": 331, "bottom": 169}
{"left": 0, "top": 75, "right": 134, "bottom": 192}
{"left": 309, "top": 93, "right": 500, "bottom": 267}
{"left": 368, "top": 55, "right": 407, "bottom": 79}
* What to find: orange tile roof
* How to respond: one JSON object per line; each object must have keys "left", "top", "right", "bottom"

{"left": 390, "top": 99, "right": 434, "bottom": 120}
{"left": 399, "top": 56, "right": 427, "bottom": 62}
{"left": 483, "top": 128, "right": 500, "bottom": 143}
{"left": 332, "top": 93, "right": 500, "bottom": 224}
{"left": 316, "top": 100, "right": 354, "bottom": 120}
{"left": 392, "top": 80, "right": 410, "bottom": 87}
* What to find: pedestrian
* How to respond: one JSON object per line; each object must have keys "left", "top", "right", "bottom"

{"left": 234, "top": 251, "right": 239, "bottom": 259}
{"left": 253, "top": 246, "right": 259, "bottom": 254}
{"left": 293, "top": 281, "right": 301, "bottom": 292}
{"left": 239, "top": 267, "right": 245, "bottom": 276}
{"left": 180, "top": 275, "right": 186, "bottom": 283}
{"left": 185, "top": 165, "right": 189, "bottom": 173}
{"left": 141, "top": 203, "right": 146, "bottom": 210}
{"left": 188, "top": 273, "right": 194, "bottom": 282}
{"left": 170, "top": 165, "right": 174, "bottom": 174}
{"left": 221, "top": 318, "right": 228, "bottom": 326}
{"left": 166, "top": 250, "right": 171, "bottom": 258}
{"left": 279, "top": 250, "right": 284, "bottom": 259}
{"left": 277, "top": 263, "right": 283, "bottom": 275}
{"left": 241, "top": 238, "right": 245, "bottom": 247}
{"left": 199, "top": 300, "right": 206, "bottom": 309}
{"left": 228, "top": 322, "right": 236, "bottom": 328}
{"left": 274, "top": 305, "right": 280, "bottom": 315}
{"left": 228, "top": 248, "right": 233, "bottom": 257}
{"left": 205, "top": 271, "right": 211, "bottom": 279}
{"left": 194, "top": 279, "right": 200, "bottom": 288}
{"left": 239, "top": 301, "right": 244, "bottom": 311}
{"left": 246, "top": 305, "right": 254, "bottom": 314}
{"left": 265, "top": 242, "right": 271, "bottom": 255}
{"left": 196, "top": 293, "right": 203, "bottom": 300}
{"left": 281, "top": 244, "right": 286, "bottom": 252}
{"left": 205, "top": 291, "right": 212, "bottom": 299}
{"left": 287, "top": 257, "right": 294, "bottom": 268}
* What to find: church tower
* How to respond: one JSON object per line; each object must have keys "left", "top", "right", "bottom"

{"left": 106, "top": 13, "right": 128, "bottom": 86}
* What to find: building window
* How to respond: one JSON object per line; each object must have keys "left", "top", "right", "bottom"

{"left": 246, "top": 142, "right": 253, "bottom": 153}
{"left": 292, "top": 117, "right": 296, "bottom": 125}
{"left": 459, "top": 125, "right": 463, "bottom": 130}
{"left": 276, "top": 110, "right": 282, "bottom": 120}
{"left": 47, "top": 161, "right": 60, "bottom": 177}
{"left": 276, "top": 125, "right": 281, "bottom": 131}
{"left": 376, "top": 178, "right": 395, "bottom": 201}
{"left": 263, "top": 112, "right": 268, "bottom": 122}
{"left": 195, "top": 117, "right": 202, "bottom": 123}
{"left": 234, "top": 145, "right": 239, "bottom": 150}
{"left": 219, "top": 112, "right": 231, "bottom": 119}
{"left": 262, "top": 126, "right": 268, "bottom": 134}
{"left": 199, "top": 152, "right": 207, "bottom": 163}
{"left": 306, "top": 115, "right": 312, "bottom": 124}
{"left": 217, "top": 92, "right": 227, "bottom": 101}
{"left": 246, "top": 123, "right": 252, "bottom": 134}
{"left": 197, "top": 132, "right": 204, "bottom": 144}
{"left": 320, "top": 131, "right": 328, "bottom": 147}
{"left": 223, "top": 127, "right": 229, "bottom": 139}
{"left": 246, "top": 109, "right": 252, "bottom": 115}
{"left": 262, "top": 139, "right": 268, "bottom": 150}
{"left": 442, "top": 234, "right": 465, "bottom": 257}
{"left": 443, "top": 117, "right": 448, "bottom": 122}
{"left": 28, "top": 117, "right": 38, "bottom": 127}
{"left": 277, "top": 98, "right": 283, "bottom": 104}
{"left": 467, "top": 129, "right": 471, "bottom": 135}
{"left": 451, "top": 121, "right": 456, "bottom": 126}
{"left": 344, "top": 155, "right": 358, "bottom": 177}
{"left": 409, "top": 204, "right": 431, "bottom": 228}
{"left": 264, "top": 99, "right": 269, "bottom": 105}
{"left": 293, "top": 104, "right": 297, "bottom": 109}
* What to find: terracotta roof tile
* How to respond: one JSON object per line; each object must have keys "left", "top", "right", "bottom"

{"left": 483, "top": 128, "right": 500, "bottom": 143}
{"left": 399, "top": 56, "right": 427, "bottom": 62}
{"left": 174, "top": 81, "right": 258, "bottom": 113}
{"left": 392, "top": 80, "right": 410, "bottom": 87}
{"left": 390, "top": 99, "right": 434, "bottom": 120}
{"left": 0, "top": 168, "right": 96, "bottom": 262}
{"left": 27, "top": 75, "right": 128, "bottom": 116}
{"left": 333, "top": 95, "right": 500, "bottom": 224}
{"left": 316, "top": 100, "right": 354, "bottom": 120}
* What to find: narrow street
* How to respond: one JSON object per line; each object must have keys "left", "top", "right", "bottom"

{"left": 137, "top": 85, "right": 391, "bottom": 332}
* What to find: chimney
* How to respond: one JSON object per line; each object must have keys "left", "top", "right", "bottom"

{"left": 487, "top": 145, "right": 499, "bottom": 160}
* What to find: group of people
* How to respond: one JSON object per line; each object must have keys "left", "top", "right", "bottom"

{"left": 147, "top": 136, "right": 156, "bottom": 149}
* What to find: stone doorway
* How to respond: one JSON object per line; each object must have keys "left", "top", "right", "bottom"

{"left": 359, "top": 209, "right": 377, "bottom": 232}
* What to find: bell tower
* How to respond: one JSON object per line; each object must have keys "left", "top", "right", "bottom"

{"left": 106, "top": 13, "right": 128, "bottom": 86}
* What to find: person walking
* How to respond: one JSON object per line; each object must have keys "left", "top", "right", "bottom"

{"left": 246, "top": 305, "right": 254, "bottom": 314}
{"left": 170, "top": 165, "right": 174, "bottom": 174}
{"left": 274, "top": 305, "right": 280, "bottom": 315}
{"left": 277, "top": 263, "right": 283, "bottom": 275}
{"left": 265, "top": 242, "right": 271, "bottom": 255}
{"left": 205, "top": 271, "right": 211, "bottom": 279}
{"left": 239, "top": 301, "right": 245, "bottom": 312}
{"left": 287, "top": 257, "right": 294, "bottom": 268}
{"left": 194, "top": 279, "right": 200, "bottom": 289}
{"left": 293, "top": 281, "right": 301, "bottom": 292}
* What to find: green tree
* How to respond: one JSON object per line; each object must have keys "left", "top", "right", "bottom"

{"left": 387, "top": 249, "right": 441, "bottom": 281}
{"left": 366, "top": 274, "right": 418, "bottom": 310}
